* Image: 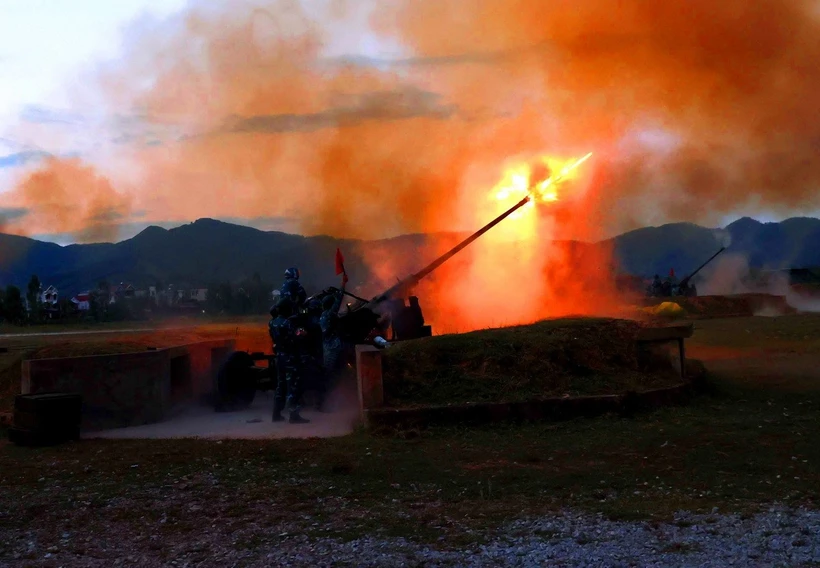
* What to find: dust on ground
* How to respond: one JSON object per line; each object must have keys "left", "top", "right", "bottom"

{"left": 90, "top": 388, "right": 360, "bottom": 440}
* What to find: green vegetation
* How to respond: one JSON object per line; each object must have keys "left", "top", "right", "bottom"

{"left": 382, "top": 318, "right": 681, "bottom": 407}
{"left": 1, "top": 367, "right": 818, "bottom": 543}
{"left": 690, "top": 313, "right": 820, "bottom": 353}
{"left": 1, "top": 314, "right": 819, "bottom": 546}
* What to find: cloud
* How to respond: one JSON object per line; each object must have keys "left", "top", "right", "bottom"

{"left": 221, "top": 87, "right": 457, "bottom": 135}
{"left": 322, "top": 42, "right": 553, "bottom": 70}
{"left": 0, "top": 206, "right": 29, "bottom": 222}
{"left": 216, "top": 215, "right": 302, "bottom": 233}
{"left": 0, "top": 151, "right": 50, "bottom": 169}
{"left": 18, "top": 105, "right": 87, "bottom": 126}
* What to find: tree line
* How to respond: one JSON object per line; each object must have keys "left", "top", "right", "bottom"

{"left": 0, "top": 273, "right": 280, "bottom": 326}
{"left": 205, "top": 273, "right": 276, "bottom": 316}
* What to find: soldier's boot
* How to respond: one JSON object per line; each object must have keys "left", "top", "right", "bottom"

{"left": 272, "top": 399, "right": 285, "bottom": 422}
{"left": 288, "top": 410, "right": 310, "bottom": 424}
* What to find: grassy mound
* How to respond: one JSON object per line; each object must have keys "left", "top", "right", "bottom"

{"left": 382, "top": 317, "right": 682, "bottom": 408}
{"left": 639, "top": 294, "right": 795, "bottom": 320}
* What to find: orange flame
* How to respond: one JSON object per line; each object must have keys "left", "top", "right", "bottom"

{"left": 487, "top": 152, "right": 593, "bottom": 242}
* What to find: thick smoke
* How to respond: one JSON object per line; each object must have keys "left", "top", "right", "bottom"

{"left": 3, "top": 157, "right": 132, "bottom": 243}
{"left": 697, "top": 252, "right": 820, "bottom": 314}
{"left": 3, "top": 0, "right": 820, "bottom": 327}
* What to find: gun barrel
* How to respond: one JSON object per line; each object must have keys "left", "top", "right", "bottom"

{"left": 682, "top": 246, "right": 726, "bottom": 283}
{"left": 412, "top": 195, "right": 532, "bottom": 281}
{"left": 369, "top": 194, "right": 532, "bottom": 303}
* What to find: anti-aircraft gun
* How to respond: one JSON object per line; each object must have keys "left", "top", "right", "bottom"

{"left": 213, "top": 195, "right": 534, "bottom": 411}
{"left": 675, "top": 246, "right": 726, "bottom": 297}
{"left": 647, "top": 246, "right": 726, "bottom": 298}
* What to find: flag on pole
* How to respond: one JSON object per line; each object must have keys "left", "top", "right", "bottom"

{"left": 335, "top": 247, "right": 348, "bottom": 284}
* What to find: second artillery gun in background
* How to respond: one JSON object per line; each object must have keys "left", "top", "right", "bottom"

{"left": 647, "top": 246, "right": 726, "bottom": 298}
{"left": 213, "top": 195, "right": 535, "bottom": 411}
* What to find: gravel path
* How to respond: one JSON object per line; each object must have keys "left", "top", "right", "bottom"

{"left": 4, "top": 505, "right": 819, "bottom": 567}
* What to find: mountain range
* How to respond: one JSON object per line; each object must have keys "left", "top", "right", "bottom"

{"left": 1, "top": 216, "right": 819, "bottom": 297}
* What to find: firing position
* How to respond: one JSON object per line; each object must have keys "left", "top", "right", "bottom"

{"left": 269, "top": 298, "right": 310, "bottom": 424}
{"left": 280, "top": 267, "right": 307, "bottom": 308}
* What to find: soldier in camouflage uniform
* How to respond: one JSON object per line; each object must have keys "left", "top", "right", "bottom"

{"left": 318, "top": 286, "right": 346, "bottom": 410}
{"left": 269, "top": 298, "right": 310, "bottom": 424}
{"left": 280, "top": 267, "right": 307, "bottom": 309}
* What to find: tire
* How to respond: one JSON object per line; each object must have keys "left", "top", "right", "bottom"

{"left": 215, "top": 351, "right": 257, "bottom": 412}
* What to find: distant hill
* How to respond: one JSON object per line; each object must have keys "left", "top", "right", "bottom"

{"left": 1, "top": 216, "right": 819, "bottom": 297}
{"left": 611, "top": 216, "right": 820, "bottom": 277}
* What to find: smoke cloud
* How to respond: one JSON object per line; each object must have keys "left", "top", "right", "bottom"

{"left": 2, "top": 0, "right": 820, "bottom": 328}
{"left": 3, "top": 157, "right": 132, "bottom": 243}
{"left": 697, "top": 252, "right": 820, "bottom": 314}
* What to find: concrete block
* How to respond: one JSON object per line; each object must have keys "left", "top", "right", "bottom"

{"left": 356, "top": 345, "right": 384, "bottom": 414}
{"left": 21, "top": 339, "right": 235, "bottom": 432}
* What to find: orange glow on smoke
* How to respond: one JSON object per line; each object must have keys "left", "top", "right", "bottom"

{"left": 401, "top": 151, "right": 630, "bottom": 335}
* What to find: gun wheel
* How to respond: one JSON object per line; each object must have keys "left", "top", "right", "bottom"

{"left": 215, "top": 351, "right": 257, "bottom": 412}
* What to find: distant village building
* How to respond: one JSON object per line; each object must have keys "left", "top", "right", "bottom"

{"left": 71, "top": 292, "right": 91, "bottom": 311}
{"left": 110, "top": 283, "right": 135, "bottom": 303}
{"left": 189, "top": 288, "right": 208, "bottom": 302}
{"left": 39, "top": 285, "right": 58, "bottom": 305}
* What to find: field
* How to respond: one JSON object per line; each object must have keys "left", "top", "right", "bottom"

{"left": 1, "top": 313, "right": 819, "bottom": 564}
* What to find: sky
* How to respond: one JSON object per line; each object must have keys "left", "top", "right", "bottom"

{"left": 0, "top": 0, "right": 818, "bottom": 246}
{"left": 0, "top": 0, "right": 189, "bottom": 239}
{"left": 0, "top": 0, "right": 188, "bottom": 129}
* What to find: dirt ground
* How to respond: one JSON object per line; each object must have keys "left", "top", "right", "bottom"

{"left": 1, "top": 312, "right": 819, "bottom": 565}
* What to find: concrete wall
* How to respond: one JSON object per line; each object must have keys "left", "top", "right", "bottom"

{"left": 21, "top": 339, "right": 235, "bottom": 432}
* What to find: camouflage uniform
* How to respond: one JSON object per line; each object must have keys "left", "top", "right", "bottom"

{"left": 269, "top": 312, "right": 308, "bottom": 423}
{"left": 320, "top": 291, "right": 345, "bottom": 378}
{"left": 280, "top": 278, "right": 307, "bottom": 308}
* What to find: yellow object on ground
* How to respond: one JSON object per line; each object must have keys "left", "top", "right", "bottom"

{"left": 640, "top": 302, "right": 686, "bottom": 317}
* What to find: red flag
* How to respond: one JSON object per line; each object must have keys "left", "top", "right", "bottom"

{"left": 669, "top": 268, "right": 675, "bottom": 278}
{"left": 335, "top": 247, "right": 345, "bottom": 275}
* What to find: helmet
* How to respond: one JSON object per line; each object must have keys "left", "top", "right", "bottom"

{"left": 284, "top": 267, "right": 300, "bottom": 280}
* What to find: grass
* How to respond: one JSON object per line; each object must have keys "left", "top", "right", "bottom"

{"left": 638, "top": 293, "right": 794, "bottom": 320}
{"left": 382, "top": 317, "right": 682, "bottom": 407}
{"left": 0, "top": 313, "right": 268, "bottom": 335}
{"left": 1, "top": 313, "right": 819, "bottom": 548}
{"left": 689, "top": 313, "right": 820, "bottom": 354}
{"left": 0, "top": 365, "right": 818, "bottom": 545}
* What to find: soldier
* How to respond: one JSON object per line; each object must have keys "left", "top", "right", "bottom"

{"left": 298, "top": 298, "right": 325, "bottom": 409}
{"left": 280, "top": 267, "right": 307, "bottom": 309}
{"left": 651, "top": 275, "right": 662, "bottom": 297}
{"left": 318, "top": 285, "right": 347, "bottom": 410}
{"left": 269, "top": 298, "right": 310, "bottom": 424}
